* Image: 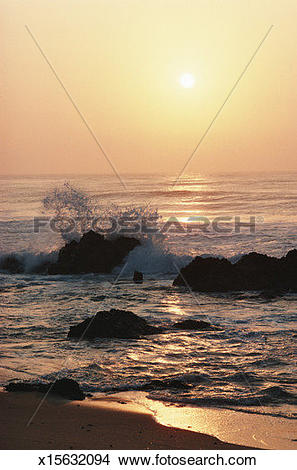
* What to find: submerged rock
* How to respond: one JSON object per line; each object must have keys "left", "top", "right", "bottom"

{"left": 67, "top": 309, "right": 220, "bottom": 341}
{"left": 68, "top": 308, "right": 162, "bottom": 339}
{"left": 172, "top": 319, "right": 220, "bottom": 331}
{"left": 173, "top": 249, "right": 297, "bottom": 292}
{"left": 5, "top": 378, "right": 85, "bottom": 400}
{"left": 140, "top": 378, "right": 191, "bottom": 391}
{"left": 133, "top": 271, "right": 143, "bottom": 283}
{"left": 48, "top": 230, "right": 140, "bottom": 274}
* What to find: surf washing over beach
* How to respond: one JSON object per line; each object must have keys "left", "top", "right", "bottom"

{"left": 1, "top": 172, "right": 297, "bottom": 447}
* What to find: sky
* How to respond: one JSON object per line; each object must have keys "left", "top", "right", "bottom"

{"left": 1, "top": 0, "right": 296, "bottom": 176}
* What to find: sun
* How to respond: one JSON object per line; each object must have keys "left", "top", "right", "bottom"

{"left": 179, "top": 73, "right": 195, "bottom": 88}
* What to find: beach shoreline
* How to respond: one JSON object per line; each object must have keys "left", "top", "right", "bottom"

{"left": 0, "top": 391, "right": 255, "bottom": 450}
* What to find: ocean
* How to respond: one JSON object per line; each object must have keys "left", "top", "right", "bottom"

{"left": 0, "top": 172, "right": 297, "bottom": 429}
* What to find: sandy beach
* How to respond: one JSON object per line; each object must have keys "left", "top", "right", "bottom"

{"left": 0, "top": 391, "right": 254, "bottom": 450}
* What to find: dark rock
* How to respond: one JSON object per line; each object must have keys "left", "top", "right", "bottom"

{"left": 51, "top": 378, "right": 85, "bottom": 400}
{"left": 5, "top": 382, "right": 42, "bottom": 393}
{"left": 5, "top": 378, "right": 85, "bottom": 400}
{"left": 172, "top": 319, "right": 220, "bottom": 331}
{"left": 173, "top": 250, "right": 297, "bottom": 292}
{"left": 234, "top": 252, "right": 280, "bottom": 290}
{"left": 0, "top": 255, "right": 24, "bottom": 274}
{"left": 48, "top": 230, "right": 140, "bottom": 274}
{"left": 258, "top": 289, "right": 286, "bottom": 300}
{"left": 173, "top": 256, "right": 237, "bottom": 292}
{"left": 68, "top": 308, "right": 162, "bottom": 339}
{"left": 133, "top": 271, "right": 143, "bottom": 283}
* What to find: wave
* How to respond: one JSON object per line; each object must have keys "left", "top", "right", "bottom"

{"left": 0, "top": 239, "right": 192, "bottom": 276}
{"left": 35, "top": 365, "right": 297, "bottom": 397}
{"left": 223, "top": 372, "right": 264, "bottom": 384}
{"left": 0, "top": 251, "right": 58, "bottom": 274}
{"left": 0, "top": 242, "right": 288, "bottom": 277}
{"left": 249, "top": 358, "right": 288, "bottom": 368}
{"left": 116, "top": 239, "right": 192, "bottom": 275}
{"left": 6, "top": 361, "right": 296, "bottom": 420}
{"left": 147, "top": 386, "right": 297, "bottom": 409}
{"left": 0, "top": 228, "right": 294, "bottom": 279}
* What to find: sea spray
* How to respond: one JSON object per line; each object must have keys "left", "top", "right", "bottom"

{"left": 42, "top": 181, "right": 163, "bottom": 241}
{"left": 119, "top": 238, "right": 192, "bottom": 275}
{"left": 42, "top": 182, "right": 96, "bottom": 242}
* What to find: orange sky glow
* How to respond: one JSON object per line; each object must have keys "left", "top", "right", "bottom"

{"left": 1, "top": 0, "right": 296, "bottom": 175}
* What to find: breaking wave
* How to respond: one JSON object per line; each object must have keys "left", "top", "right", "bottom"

{"left": 0, "top": 251, "right": 58, "bottom": 274}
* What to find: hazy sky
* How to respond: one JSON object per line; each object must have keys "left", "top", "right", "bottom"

{"left": 1, "top": 0, "right": 296, "bottom": 176}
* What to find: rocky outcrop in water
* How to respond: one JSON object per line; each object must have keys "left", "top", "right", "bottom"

{"left": 48, "top": 230, "right": 140, "bottom": 274}
{"left": 68, "top": 308, "right": 163, "bottom": 339}
{"left": 5, "top": 378, "right": 85, "bottom": 400}
{"left": 173, "top": 250, "right": 297, "bottom": 292}
{"left": 133, "top": 271, "right": 143, "bottom": 283}
{"left": 67, "top": 309, "right": 220, "bottom": 340}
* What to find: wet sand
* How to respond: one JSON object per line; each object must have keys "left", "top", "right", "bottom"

{"left": 0, "top": 391, "right": 253, "bottom": 450}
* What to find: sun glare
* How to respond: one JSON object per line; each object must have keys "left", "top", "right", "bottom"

{"left": 179, "top": 73, "right": 195, "bottom": 88}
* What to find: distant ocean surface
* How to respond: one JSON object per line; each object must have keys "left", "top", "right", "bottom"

{"left": 0, "top": 173, "right": 297, "bottom": 421}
